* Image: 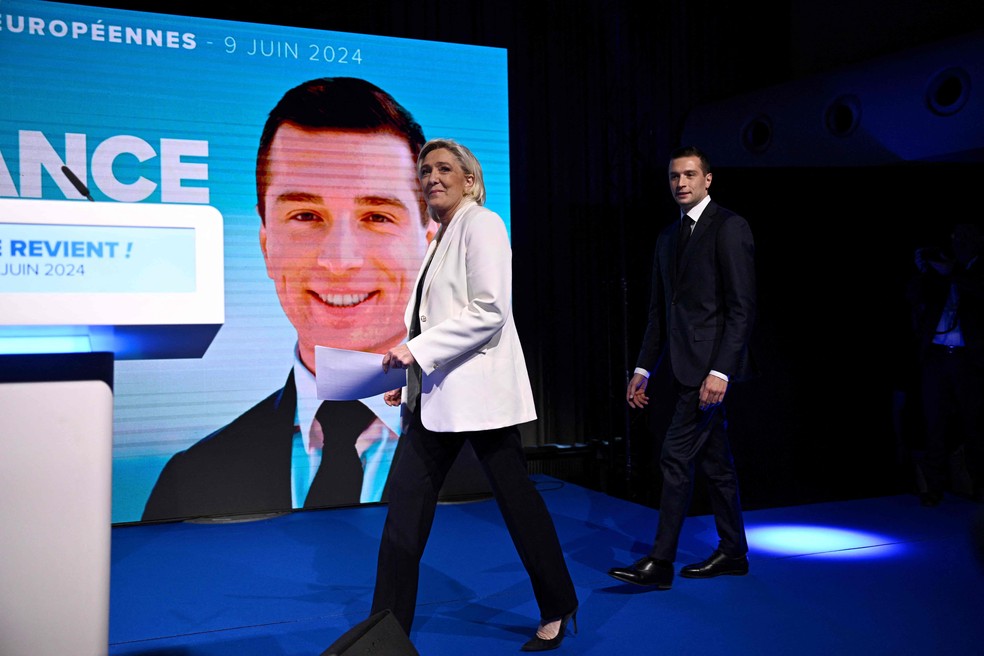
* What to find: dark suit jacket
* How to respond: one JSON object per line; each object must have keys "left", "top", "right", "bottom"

{"left": 141, "top": 371, "right": 298, "bottom": 521}
{"left": 636, "top": 201, "right": 757, "bottom": 387}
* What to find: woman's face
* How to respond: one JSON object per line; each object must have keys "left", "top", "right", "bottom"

{"left": 418, "top": 148, "right": 474, "bottom": 221}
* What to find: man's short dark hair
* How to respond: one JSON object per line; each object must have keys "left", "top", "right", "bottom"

{"left": 255, "top": 77, "right": 426, "bottom": 223}
{"left": 670, "top": 145, "right": 712, "bottom": 176}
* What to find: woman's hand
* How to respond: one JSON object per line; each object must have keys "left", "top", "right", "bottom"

{"left": 383, "top": 388, "right": 402, "bottom": 407}
{"left": 382, "top": 344, "right": 416, "bottom": 373}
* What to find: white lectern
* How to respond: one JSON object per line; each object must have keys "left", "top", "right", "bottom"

{"left": 0, "top": 352, "right": 114, "bottom": 656}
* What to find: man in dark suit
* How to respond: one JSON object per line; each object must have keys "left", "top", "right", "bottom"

{"left": 142, "top": 78, "right": 436, "bottom": 522}
{"left": 609, "top": 145, "right": 756, "bottom": 589}
{"left": 908, "top": 223, "right": 984, "bottom": 506}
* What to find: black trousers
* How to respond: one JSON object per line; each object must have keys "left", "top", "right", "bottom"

{"left": 649, "top": 380, "right": 747, "bottom": 562}
{"left": 371, "top": 406, "right": 578, "bottom": 635}
{"left": 919, "top": 345, "right": 984, "bottom": 495}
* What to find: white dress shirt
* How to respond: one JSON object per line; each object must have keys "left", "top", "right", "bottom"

{"left": 291, "top": 350, "right": 400, "bottom": 506}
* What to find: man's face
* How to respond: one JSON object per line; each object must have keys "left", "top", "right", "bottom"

{"left": 668, "top": 156, "right": 712, "bottom": 212}
{"left": 260, "top": 124, "right": 433, "bottom": 370}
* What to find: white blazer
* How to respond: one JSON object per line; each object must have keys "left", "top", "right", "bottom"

{"left": 405, "top": 201, "right": 537, "bottom": 432}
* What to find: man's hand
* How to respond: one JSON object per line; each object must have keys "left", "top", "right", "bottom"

{"left": 383, "top": 388, "right": 402, "bottom": 407}
{"left": 382, "top": 344, "right": 416, "bottom": 373}
{"left": 626, "top": 372, "right": 650, "bottom": 409}
{"left": 699, "top": 375, "right": 728, "bottom": 410}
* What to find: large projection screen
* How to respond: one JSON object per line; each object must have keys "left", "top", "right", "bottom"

{"left": 0, "top": 0, "right": 510, "bottom": 523}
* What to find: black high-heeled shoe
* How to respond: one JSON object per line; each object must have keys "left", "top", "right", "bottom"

{"left": 520, "top": 607, "right": 578, "bottom": 652}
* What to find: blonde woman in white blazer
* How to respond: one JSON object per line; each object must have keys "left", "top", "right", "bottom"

{"left": 369, "top": 139, "right": 578, "bottom": 651}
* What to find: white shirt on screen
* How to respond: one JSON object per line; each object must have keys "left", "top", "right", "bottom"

{"left": 291, "top": 349, "right": 400, "bottom": 507}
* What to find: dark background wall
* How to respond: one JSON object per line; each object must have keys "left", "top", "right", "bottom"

{"left": 63, "top": 0, "right": 984, "bottom": 510}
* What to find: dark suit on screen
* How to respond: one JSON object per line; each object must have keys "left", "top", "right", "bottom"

{"left": 637, "top": 199, "right": 756, "bottom": 562}
{"left": 142, "top": 371, "right": 299, "bottom": 521}
{"left": 142, "top": 370, "right": 393, "bottom": 521}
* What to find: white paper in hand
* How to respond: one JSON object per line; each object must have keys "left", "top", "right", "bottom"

{"left": 315, "top": 345, "right": 404, "bottom": 400}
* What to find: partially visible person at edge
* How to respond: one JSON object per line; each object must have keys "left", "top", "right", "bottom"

{"left": 142, "top": 77, "right": 436, "bottom": 521}
{"left": 608, "top": 145, "right": 757, "bottom": 591}
{"left": 908, "top": 222, "right": 984, "bottom": 507}
{"left": 367, "top": 138, "right": 579, "bottom": 651}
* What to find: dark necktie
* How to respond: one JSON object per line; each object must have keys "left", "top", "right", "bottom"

{"left": 304, "top": 400, "right": 376, "bottom": 508}
{"left": 676, "top": 215, "right": 695, "bottom": 268}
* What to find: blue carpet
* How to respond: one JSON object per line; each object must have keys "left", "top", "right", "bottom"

{"left": 110, "top": 475, "right": 984, "bottom": 655}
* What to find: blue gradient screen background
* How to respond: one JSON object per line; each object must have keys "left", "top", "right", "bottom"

{"left": 0, "top": 0, "right": 509, "bottom": 522}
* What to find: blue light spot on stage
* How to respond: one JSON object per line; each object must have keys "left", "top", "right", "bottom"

{"left": 747, "top": 525, "right": 904, "bottom": 558}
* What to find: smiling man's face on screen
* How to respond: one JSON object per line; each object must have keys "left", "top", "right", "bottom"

{"left": 260, "top": 125, "right": 433, "bottom": 371}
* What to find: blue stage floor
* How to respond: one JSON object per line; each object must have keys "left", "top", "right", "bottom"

{"left": 110, "top": 475, "right": 984, "bottom": 655}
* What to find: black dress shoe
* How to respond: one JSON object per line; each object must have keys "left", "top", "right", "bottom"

{"left": 680, "top": 550, "right": 749, "bottom": 579}
{"left": 607, "top": 557, "right": 673, "bottom": 589}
